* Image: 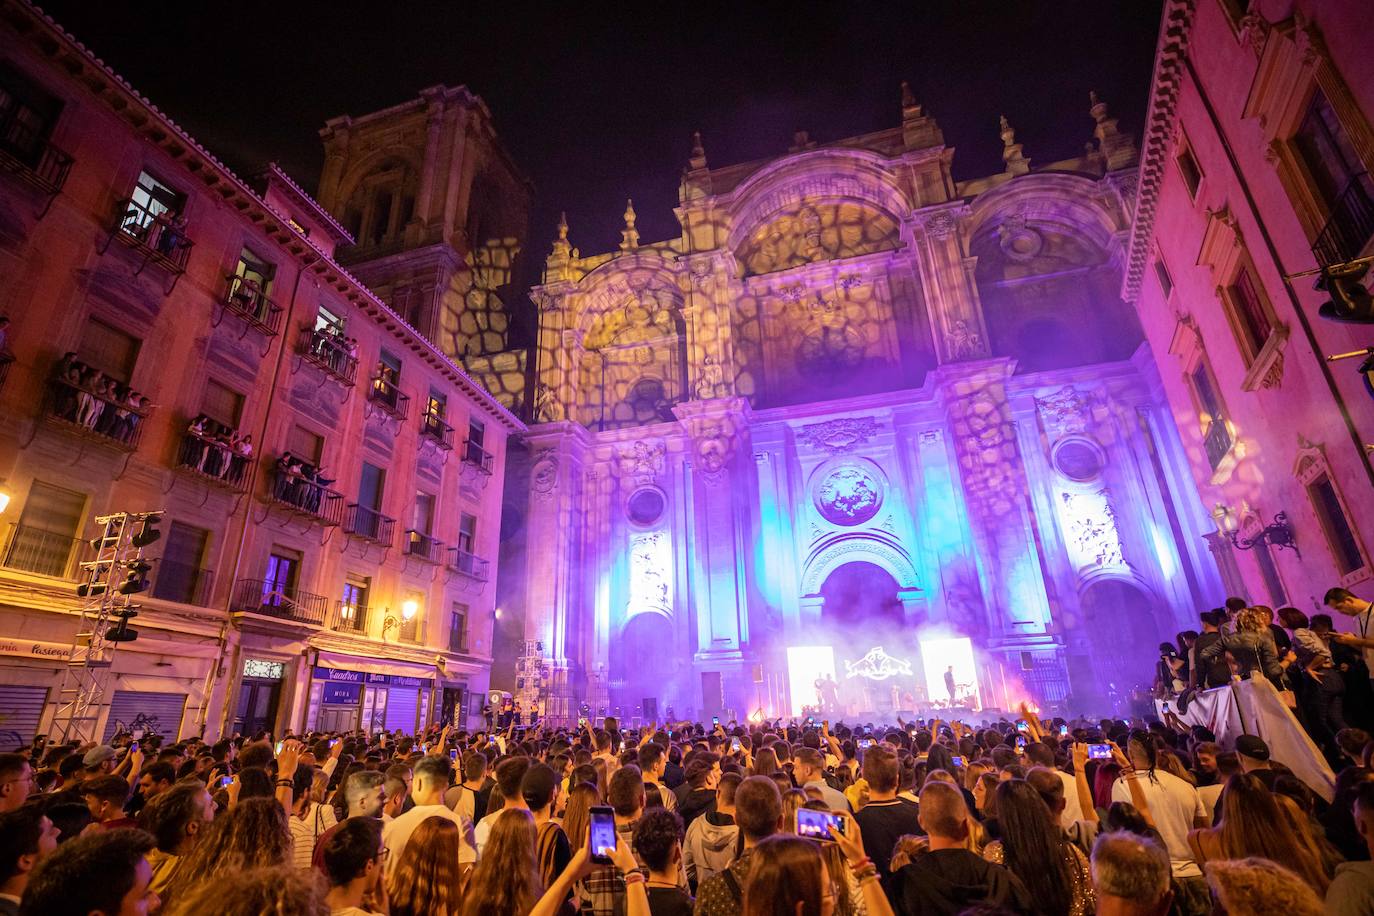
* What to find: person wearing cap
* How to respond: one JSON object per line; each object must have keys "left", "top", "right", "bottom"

{"left": 523, "top": 763, "right": 571, "bottom": 893}
{"left": 82, "top": 745, "right": 118, "bottom": 777}
{"left": 1233, "top": 735, "right": 1282, "bottom": 792}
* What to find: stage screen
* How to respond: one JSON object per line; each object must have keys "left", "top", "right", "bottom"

{"left": 786, "top": 646, "right": 836, "bottom": 716}
{"left": 920, "top": 637, "right": 979, "bottom": 709}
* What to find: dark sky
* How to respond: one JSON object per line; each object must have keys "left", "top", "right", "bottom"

{"left": 40, "top": 1, "right": 1163, "bottom": 270}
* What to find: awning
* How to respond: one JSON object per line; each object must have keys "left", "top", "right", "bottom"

{"left": 314, "top": 650, "right": 437, "bottom": 681}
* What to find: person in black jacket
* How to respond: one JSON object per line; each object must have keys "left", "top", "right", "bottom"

{"left": 893, "top": 781, "right": 1032, "bottom": 916}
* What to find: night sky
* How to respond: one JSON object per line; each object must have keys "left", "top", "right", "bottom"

{"left": 39, "top": 1, "right": 1163, "bottom": 276}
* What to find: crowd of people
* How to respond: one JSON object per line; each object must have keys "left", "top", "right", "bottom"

{"left": 273, "top": 452, "right": 338, "bottom": 513}
{"left": 179, "top": 415, "right": 253, "bottom": 485}
{"left": 2, "top": 695, "right": 1370, "bottom": 916}
{"left": 1156, "top": 590, "right": 1374, "bottom": 769}
{"left": 309, "top": 321, "right": 360, "bottom": 378}
{"left": 49, "top": 352, "right": 152, "bottom": 445}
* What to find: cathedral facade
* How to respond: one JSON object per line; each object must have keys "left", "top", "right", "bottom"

{"left": 517, "top": 90, "right": 1223, "bottom": 720}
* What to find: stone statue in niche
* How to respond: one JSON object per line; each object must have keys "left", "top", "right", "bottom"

{"left": 695, "top": 356, "right": 724, "bottom": 400}
{"left": 945, "top": 319, "right": 984, "bottom": 361}
{"left": 616, "top": 439, "right": 666, "bottom": 484}
{"left": 533, "top": 383, "right": 564, "bottom": 423}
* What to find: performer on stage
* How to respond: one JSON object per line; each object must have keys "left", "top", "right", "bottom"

{"left": 945, "top": 665, "right": 957, "bottom": 704}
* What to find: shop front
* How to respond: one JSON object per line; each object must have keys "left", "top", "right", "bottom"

{"left": 307, "top": 661, "right": 434, "bottom": 735}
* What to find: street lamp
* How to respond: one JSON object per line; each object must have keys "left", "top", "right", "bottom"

{"left": 1214, "top": 504, "right": 1300, "bottom": 558}
{"left": 382, "top": 599, "right": 420, "bottom": 641}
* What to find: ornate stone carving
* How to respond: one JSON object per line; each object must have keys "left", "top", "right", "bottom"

{"left": 814, "top": 462, "right": 884, "bottom": 527}
{"left": 1059, "top": 488, "right": 1126, "bottom": 569}
{"left": 694, "top": 356, "right": 725, "bottom": 400}
{"left": 616, "top": 439, "right": 666, "bottom": 484}
{"left": 926, "top": 211, "right": 956, "bottom": 240}
{"left": 1237, "top": 11, "right": 1269, "bottom": 54}
{"left": 996, "top": 214, "right": 1044, "bottom": 263}
{"left": 944, "top": 319, "right": 986, "bottom": 361}
{"left": 531, "top": 449, "right": 559, "bottom": 501}
{"left": 627, "top": 529, "right": 671, "bottom": 618}
{"left": 533, "top": 383, "right": 564, "bottom": 423}
{"left": 1034, "top": 385, "right": 1096, "bottom": 440}
{"left": 797, "top": 416, "right": 882, "bottom": 455}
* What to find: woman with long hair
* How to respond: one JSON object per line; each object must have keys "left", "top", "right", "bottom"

{"left": 982, "top": 779, "right": 1093, "bottom": 916}
{"left": 1091, "top": 762, "right": 1122, "bottom": 812}
{"left": 161, "top": 797, "right": 291, "bottom": 908}
{"left": 781, "top": 787, "right": 808, "bottom": 834}
{"left": 752, "top": 746, "right": 780, "bottom": 778}
{"left": 742, "top": 822, "right": 894, "bottom": 916}
{"left": 797, "top": 801, "right": 859, "bottom": 916}
{"left": 459, "top": 808, "right": 543, "bottom": 916}
{"left": 1187, "top": 773, "right": 1332, "bottom": 894}
{"left": 389, "top": 815, "right": 465, "bottom": 916}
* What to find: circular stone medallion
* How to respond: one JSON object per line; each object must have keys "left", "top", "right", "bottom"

{"left": 814, "top": 462, "right": 884, "bottom": 526}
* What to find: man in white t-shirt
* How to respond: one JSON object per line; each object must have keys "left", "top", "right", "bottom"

{"left": 381, "top": 756, "right": 474, "bottom": 878}
{"left": 1111, "top": 736, "right": 1207, "bottom": 880}
{"left": 1326, "top": 588, "right": 1374, "bottom": 677}
{"left": 474, "top": 756, "right": 531, "bottom": 858}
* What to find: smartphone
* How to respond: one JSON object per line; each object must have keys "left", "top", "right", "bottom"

{"left": 730, "top": 737, "right": 741, "bottom": 753}
{"left": 449, "top": 748, "right": 458, "bottom": 762}
{"left": 1015, "top": 721, "right": 1028, "bottom": 733}
{"left": 218, "top": 775, "right": 233, "bottom": 788}
{"left": 796, "top": 808, "right": 845, "bottom": 841}
{"left": 330, "top": 738, "right": 341, "bottom": 747}
{"left": 857, "top": 737, "right": 875, "bottom": 751}
{"left": 1059, "top": 725, "right": 1069, "bottom": 737}
{"left": 712, "top": 716, "right": 719, "bottom": 726}
{"left": 951, "top": 755, "right": 966, "bottom": 767}
{"left": 1162, "top": 702, "right": 1172, "bottom": 713}
{"left": 1088, "top": 743, "right": 1112, "bottom": 760}
{"left": 275, "top": 741, "right": 284, "bottom": 755}
{"left": 1015, "top": 735, "right": 1027, "bottom": 750}
{"left": 806, "top": 716, "right": 814, "bottom": 725}
{"left": 578, "top": 717, "right": 588, "bottom": 729}
{"left": 588, "top": 805, "right": 617, "bottom": 864}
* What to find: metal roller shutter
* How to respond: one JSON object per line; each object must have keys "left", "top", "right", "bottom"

{"left": 383, "top": 687, "right": 419, "bottom": 734}
{"left": 0, "top": 685, "right": 49, "bottom": 750}
{"left": 102, "top": 690, "right": 186, "bottom": 742}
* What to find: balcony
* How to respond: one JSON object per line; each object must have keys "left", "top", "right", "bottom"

{"left": 231, "top": 577, "right": 327, "bottom": 626}
{"left": 108, "top": 197, "right": 193, "bottom": 286}
{"left": 420, "top": 412, "right": 455, "bottom": 450}
{"left": 331, "top": 600, "right": 369, "bottom": 634}
{"left": 1313, "top": 173, "right": 1374, "bottom": 268}
{"left": 222, "top": 275, "right": 284, "bottom": 337}
{"left": 343, "top": 504, "right": 395, "bottom": 546}
{"left": 151, "top": 559, "right": 215, "bottom": 606}
{"left": 461, "top": 439, "right": 494, "bottom": 474}
{"left": 0, "top": 104, "right": 74, "bottom": 214}
{"left": 1, "top": 524, "right": 85, "bottom": 579}
{"left": 45, "top": 376, "right": 150, "bottom": 451}
{"left": 446, "top": 547, "right": 490, "bottom": 582}
{"left": 448, "top": 628, "right": 469, "bottom": 654}
{"left": 404, "top": 530, "right": 445, "bottom": 563}
{"left": 297, "top": 326, "right": 357, "bottom": 387}
{"left": 175, "top": 431, "right": 249, "bottom": 492}
{"left": 368, "top": 376, "right": 410, "bottom": 421}
{"left": 1203, "top": 418, "right": 1233, "bottom": 471}
{"left": 269, "top": 467, "right": 344, "bottom": 526}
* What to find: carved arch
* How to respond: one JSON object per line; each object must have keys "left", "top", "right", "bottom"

{"left": 800, "top": 532, "right": 920, "bottom": 595}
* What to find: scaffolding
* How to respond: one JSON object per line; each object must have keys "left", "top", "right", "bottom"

{"left": 49, "top": 511, "right": 162, "bottom": 743}
{"left": 514, "top": 639, "right": 547, "bottom": 725}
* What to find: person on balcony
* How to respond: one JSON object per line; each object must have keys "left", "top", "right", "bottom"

{"left": 156, "top": 211, "right": 188, "bottom": 256}
{"left": 75, "top": 367, "right": 103, "bottom": 428}
{"left": 229, "top": 435, "right": 254, "bottom": 484}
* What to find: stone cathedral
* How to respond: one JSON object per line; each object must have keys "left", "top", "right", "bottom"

{"left": 517, "top": 89, "right": 1224, "bottom": 721}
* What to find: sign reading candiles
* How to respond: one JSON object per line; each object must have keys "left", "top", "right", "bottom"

{"left": 313, "top": 667, "right": 430, "bottom": 687}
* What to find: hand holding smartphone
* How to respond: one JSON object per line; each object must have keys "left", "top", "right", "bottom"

{"left": 1088, "top": 743, "right": 1112, "bottom": 760}
{"left": 588, "top": 805, "right": 617, "bottom": 864}
{"left": 796, "top": 808, "right": 846, "bottom": 842}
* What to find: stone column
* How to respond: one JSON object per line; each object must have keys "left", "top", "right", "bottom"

{"left": 521, "top": 421, "right": 592, "bottom": 723}
{"left": 674, "top": 397, "right": 755, "bottom": 712}
{"left": 414, "top": 90, "right": 446, "bottom": 230}
{"left": 906, "top": 206, "right": 992, "bottom": 366}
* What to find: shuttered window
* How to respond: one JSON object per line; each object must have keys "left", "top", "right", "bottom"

{"left": 0, "top": 685, "right": 48, "bottom": 750}
{"left": 78, "top": 318, "right": 141, "bottom": 383}
{"left": 201, "top": 379, "right": 244, "bottom": 429}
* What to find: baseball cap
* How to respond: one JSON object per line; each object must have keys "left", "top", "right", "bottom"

{"left": 1234, "top": 735, "right": 1270, "bottom": 761}
{"left": 520, "top": 763, "right": 558, "bottom": 810}
{"left": 83, "top": 745, "right": 117, "bottom": 767}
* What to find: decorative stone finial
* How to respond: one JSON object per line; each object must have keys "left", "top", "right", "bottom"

{"left": 1000, "top": 115, "right": 1029, "bottom": 175}
{"left": 900, "top": 80, "right": 917, "bottom": 110}
{"left": 556, "top": 211, "right": 569, "bottom": 242}
{"left": 545, "top": 211, "right": 573, "bottom": 279}
{"left": 1087, "top": 91, "right": 1136, "bottom": 171}
{"left": 619, "top": 199, "right": 639, "bottom": 251}
{"left": 689, "top": 130, "right": 707, "bottom": 170}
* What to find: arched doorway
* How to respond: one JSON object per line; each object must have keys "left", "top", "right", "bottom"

{"left": 819, "top": 561, "right": 904, "bottom": 631}
{"left": 1079, "top": 579, "right": 1161, "bottom": 702}
{"left": 610, "top": 612, "right": 674, "bottom": 718}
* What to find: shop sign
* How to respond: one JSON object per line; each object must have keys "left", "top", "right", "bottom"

{"left": 321, "top": 682, "right": 362, "bottom": 705}
{"left": 0, "top": 638, "right": 102, "bottom": 662}
{"left": 313, "top": 667, "right": 430, "bottom": 687}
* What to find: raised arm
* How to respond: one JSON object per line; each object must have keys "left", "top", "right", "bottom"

{"left": 1110, "top": 742, "right": 1155, "bottom": 829}
{"left": 1070, "top": 744, "right": 1098, "bottom": 824}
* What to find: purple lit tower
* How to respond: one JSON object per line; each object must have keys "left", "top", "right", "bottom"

{"left": 516, "top": 90, "right": 1221, "bottom": 722}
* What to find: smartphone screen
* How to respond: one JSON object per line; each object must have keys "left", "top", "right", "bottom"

{"left": 588, "top": 805, "right": 617, "bottom": 863}
{"left": 1088, "top": 743, "right": 1112, "bottom": 760}
{"left": 330, "top": 738, "right": 340, "bottom": 747}
{"left": 1015, "top": 721, "right": 1028, "bottom": 732}
{"left": 219, "top": 775, "right": 233, "bottom": 788}
{"left": 712, "top": 716, "right": 719, "bottom": 726}
{"left": 1059, "top": 725, "right": 1069, "bottom": 737}
{"left": 274, "top": 741, "right": 284, "bottom": 755}
{"left": 796, "top": 808, "right": 845, "bottom": 841}
{"left": 730, "top": 737, "right": 741, "bottom": 753}
{"left": 858, "top": 738, "right": 874, "bottom": 751}
{"left": 578, "top": 717, "right": 588, "bottom": 728}
{"left": 951, "top": 756, "right": 966, "bottom": 767}
{"left": 449, "top": 748, "right": 458, "bottom": 762}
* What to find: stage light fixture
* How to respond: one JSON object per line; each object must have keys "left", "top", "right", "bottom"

{"left": 1315, "top": 261, "right": 1374, "bottom": 324}
{"left": 118, "top": 559, "right": 153, "bottom": 595}
{"left": 131, "top": 514, "right": 164, "bottom": 548}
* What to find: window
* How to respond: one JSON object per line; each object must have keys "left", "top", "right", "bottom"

{"left": 399, "top": 592, "right": 422, "bottom": 643}
{"left": 465, "top": 417, "right": 489, "bottom": 466}
{"left": 1175, "top": 140, "right": 1203, "bottom": 200}
{"left": 468, "top": 418, "right": 486, "bottom": 450}
{"left": 457, "top": 513, "right": 477, "bottom": 554}
{"left": 123, "top": 170, "right": 185, "bottom": 235}
{"left": 1309, "top": 473, "right": 1364, "bottom": 576}
{"left": 449, "top": 603, "right": 469, "bottom": 653}
{"left": 1293, "top": 89, "right": 1364, "bottom": 215}
{"left": 1191, "top": 363, "right": 1232, "bottom": 470}
{"left": 287, "top": 424, "right": 323, "bottom": 465}
{"left": 1153, "top": 255, "right": 1174, "bottom": 299}
{"left": 339, "top": 576, "right": 369, "bottom": 631}
{"left": 426, "top": 389, "right": 447, "bottom": 421}
{"left": 200, "top": 379, "right": 244, "bottom": 429}
{"left": 315, "top": 305, "right": 344, "bottom": 335}
{"left": 1253, "top": 541, "right": 1287, "bottom": 606}
{"left": 358, "top": 462, "right": 385, "bottom": 512}
{"left": 0, "top": 62, "right": 64, "bottom": 168}
{"left": 378, "top": 350, "right": 401, "bottom": 387}
{"left": 4, "top": 481, "right": 85, "bottom": 577}
{"left": 78, "top": 318, "right": 141, "bottom": 384}
{"left": 153, "top": 522, "right": 209, "bottom": 604}
{"left": 414, "top": 492, "right": 436, "bottom": 535}
{"left": 261, "top": 550, "right": 299, "bottom": 605}
{"left": 369, "top": 191, "right": 393, "bottom": 246}
{"left": 1225, "top": 265, "right": 1274, "bottom": 360}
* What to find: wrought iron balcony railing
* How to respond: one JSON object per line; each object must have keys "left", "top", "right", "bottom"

{"left": 461, "top": 439, "right": 493, "bottom": 474}
{"left": 175, "top": 431, "right": 250, "bottom": 492}
{"left": 446, "top": 547, "right": 490, "bottom": 582}
{"left": 1, "top": 523, "right": 85, "bottom": 579}
{"left": 404, "top": 530, "right": 444, "bottom": 563}
{"left": 269, "top": 467, "right": 344, "bottom": 526}
{"left": 1313, "top": 172, "right": 1374, "bottom": 268}
{"left": 231, "top": 577, "right": 327, "bottom": 625}
{"left": 297, "top": 326, "right": 358, "bottom": 386}
{"left": 368, "top": 376, "right": 410, "bottom": 420}
{"left": 421, "top": 412, "right": 455, "bottom": 449}
{"left": 111, "top": 196, "right": 193, "bottom": 275}
{"left": 222, "top": 275, "right": 284, "bottom": 336}
{"left": 448, "top": 627, "right": 469, "bottom": 654}
{"left": 1203, "top": 418, "right": 1233, "bottom": 471}
{"left": 344, "top": 504, "right": 395, "bottom": 546}
{"left": 45, "top": 376, "right": 151, "bottom": 451}
{"left": 0, "top": 103, "right": 74, "bottom": 210}
{"left": 332, "top": 600, "right": 369, "bottom": 633}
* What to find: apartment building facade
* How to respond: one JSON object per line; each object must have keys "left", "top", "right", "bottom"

{"left": 0, "top": 0, "right": 523, "bottom": 747}
{"left": 1127, "top": 0, "right": 1374, "bottom": 615}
